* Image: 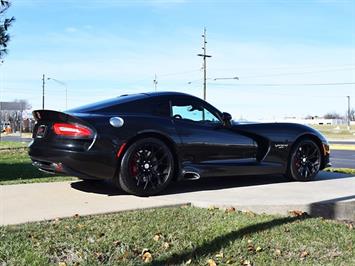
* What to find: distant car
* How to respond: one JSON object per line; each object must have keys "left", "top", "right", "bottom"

{"left": 29, "top": 92, "right": 330, "bottom": 196}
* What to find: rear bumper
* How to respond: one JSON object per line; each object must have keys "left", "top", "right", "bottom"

{"left": 29, "top": 144, "right": 117, "bottom": 180}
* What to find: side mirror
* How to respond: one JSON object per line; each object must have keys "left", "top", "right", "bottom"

{"left": 222, "top": 112, "right": 232, "bottom": 125}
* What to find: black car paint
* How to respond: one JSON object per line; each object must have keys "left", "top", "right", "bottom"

{"left": 29, "top": 92, "right": 330, "bottom": 182}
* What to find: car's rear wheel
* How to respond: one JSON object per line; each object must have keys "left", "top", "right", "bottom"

{"left": 287, "top": 138, "right": 321, "bottom": 181}
{"left": 118, "top": 138, "right": 174, "bottom": 196}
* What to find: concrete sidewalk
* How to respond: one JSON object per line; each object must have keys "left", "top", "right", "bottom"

{"left": 0, "top": 182, "right": 189, "bottom": 225}
{"left": 1, "top": 171, "right": 354, "bottom": 226}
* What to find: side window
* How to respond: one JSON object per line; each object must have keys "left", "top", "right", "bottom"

{"left": 171, "top": 100, "right": 221, "bottom": 123}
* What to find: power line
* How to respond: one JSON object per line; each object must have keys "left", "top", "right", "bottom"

{"left": 210, "top": 82, "right": 355, "bottom": 87}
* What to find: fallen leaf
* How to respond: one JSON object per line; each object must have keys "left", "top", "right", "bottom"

{"left": 185, "top": 259, "right": 192, "bottom": 264}
{"left": 242, "top": 259, "right": 252, "bottom": 266}
{"left": 142, "top": 251, "right": 153, "bottom": 263}
{"left": 153, "top": 233, "right": 162, "bottom": 241}
{"left": 215, "top": 252, "right": 224, "bottom": 258}
{"left": 95, "top": 252, "right": 106, "bottom": 262}
{"left": 247, "top": 241, "right": 255, "bottom": 253}
{"left": 225, "top": 207, "right": 235, "bottom": 213}
{"left": 207, "top": 258, "right": 217, "bottom": 266}
{"left": 288, "top": 210, "right": 307, "bottom": 217}
{"left": 275, "top": 249, "right": 282, "bottom": 256}
{"left": 77, "top": 223, "right": 84, "bottom": 229}
{"left": 163, "top": 242, "right": 170, "bottom": 249}
{"left": 256, "top": 246, "right": 262, "bottom": 252}
{"left": 300, "top": 251, "right": 309, "bottom": 258}
{"left": 113, "top": 240, "right": 121, "bottom": 246}
{"left": 58, "top": 262, "right": 66, "bottom": 266}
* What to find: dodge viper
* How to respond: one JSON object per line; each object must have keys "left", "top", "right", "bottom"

{"left": 29, "top": 92, "right": 330, "bottom": 196}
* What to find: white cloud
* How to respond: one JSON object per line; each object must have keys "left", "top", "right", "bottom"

{"left": 65, "top": 27, "right": 78, "bottom": 33}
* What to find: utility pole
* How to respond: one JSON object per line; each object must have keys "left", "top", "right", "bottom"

{"left": 197, "top": 27, "right": 212, "bottom": 101}
{"left": 42, "top": 74, "right": 45, "bottom": 109}
{"left": 153, "top": 74, "right": 158, "bottom": 92}
{"left": 347, "top": 96, "right": 351, "bottom": 130}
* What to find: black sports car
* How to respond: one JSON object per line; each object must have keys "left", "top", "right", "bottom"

{"left": 29, "top": 92, "right": 330, "bottom": 196}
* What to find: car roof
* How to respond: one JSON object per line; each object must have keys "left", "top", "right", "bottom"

{"left": 142, "top": 91, "right": 193, "bottom": 98}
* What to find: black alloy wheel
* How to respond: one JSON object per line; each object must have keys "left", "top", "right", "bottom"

{"left": 118, "top": 138, "right": 174, "bottom": 196}
{"left": 288, "top": 139, "right": 321, "bottom": 181}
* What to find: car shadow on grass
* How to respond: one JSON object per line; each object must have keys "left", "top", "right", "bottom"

{"left": 69, "top": 170, "right": 353, "bottom": 197}
{"left": 154, "top": 215, "right": 308, "bottom": 265}
{"left": 0, "top": 162, "right": 75, "bottom": 184}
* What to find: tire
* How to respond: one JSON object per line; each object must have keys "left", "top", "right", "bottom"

{"left": 118, "top": 138, "right": 175, "bottom": 196}
{"left": 286, "top": 138, "right": 322, "bottom": 181}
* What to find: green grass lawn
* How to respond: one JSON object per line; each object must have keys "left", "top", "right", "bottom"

{"left": 0, "top": 140, "right": 28, "bottom": 149}
{"left": 0, "top": 148, "right": 77, "bottom": 185}
{"left": 324, "top": 168, "right": 355, "bottom": 175}
{"left": 1, "top": 207, "right": 354, "bottom": 265}
{"left": 311, "top": 125, "right": 355, "bottom": 140}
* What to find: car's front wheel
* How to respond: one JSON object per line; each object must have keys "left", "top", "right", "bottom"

{"left": 118, "top": 138, "right": 175, "bottom": 196}
{"left": 287, "top": 138, "right": 322, "bottom": 181}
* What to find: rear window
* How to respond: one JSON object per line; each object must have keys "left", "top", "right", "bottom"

{"left": 67, "top": 94, "right": 148, "bottom": 113}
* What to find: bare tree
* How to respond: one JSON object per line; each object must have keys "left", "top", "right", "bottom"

{"left": 350, "top": 108, "right": 355, "bottom": 121}
{"left": 324, "top": 112, "right": 343, "bottom": 119}
{"left": 0, "top": 0, "right": 15, "bottom": 59}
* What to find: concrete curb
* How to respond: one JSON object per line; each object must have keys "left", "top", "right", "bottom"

{"left": 191, "top": 201, "right": 355, "bottom": 221}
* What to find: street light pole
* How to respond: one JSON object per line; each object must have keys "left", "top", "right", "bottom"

{"left": 42, "top": 74, "right": 45, "bottom": 109}
{"left": 197, "top": 27, "right": 212, "bottom": 101}
{"left": 347, "top": 96, "right": 351, "bottom": 130}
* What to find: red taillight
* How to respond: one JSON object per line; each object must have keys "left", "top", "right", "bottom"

{"left": 53, "top": 123, "right": 93, "bottom": 138}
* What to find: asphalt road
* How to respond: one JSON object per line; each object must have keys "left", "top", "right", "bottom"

{"left": 0, "top": 135, "right": 32, "bottom": 142}
{"left": 330, "top": 150, "right": 355, "bottom": 168}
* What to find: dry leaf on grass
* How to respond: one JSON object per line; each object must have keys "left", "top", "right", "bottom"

{"left": 215, "top": 252, "right": 224, "bottom": 258}
{"left": 242, "top": 259, "right": 252, "bottom": 266}
{"left": 58, "top": 262, "right": 66, "bottom": 266}
{"left": 185, "top": 258, "right": 192, "bottom": 264}
{"left": 225, "top": 207, "right": 236, "bottom": 213}
{"left": 288, "top": 210, "right": 307, "bottom": 217}
{"left": 163, "top": 242, "right": 170, "bottom": 249}
{"left": 300, "top": 251, "right": 309, "bottom": 258}
{"left": 153, "top": 233, "right": 162, "bottom": 241}
{"left": 255, "top": 246, "right": 262, "bottom": 252}
{"left": 142, "top": 249, "right": 153, "bottom": 263}
{"left": 113, "top": 240, "right": 121, "bottom": 246}
{"left": 207, "top": 258, "right": 217, "bottom": 266}
{"left": 247, "top": 244, "right": 255, "bottom": 253}
{"left": 275, "top": 249, "right": 282, "bottom": 256}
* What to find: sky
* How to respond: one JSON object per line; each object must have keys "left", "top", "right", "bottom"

{"left": 0, "top": 0, "right": 354, "bottom": 120}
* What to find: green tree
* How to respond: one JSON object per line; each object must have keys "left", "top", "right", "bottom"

{"left": 0, "top": 0, "right": 15, "bottom": 59}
